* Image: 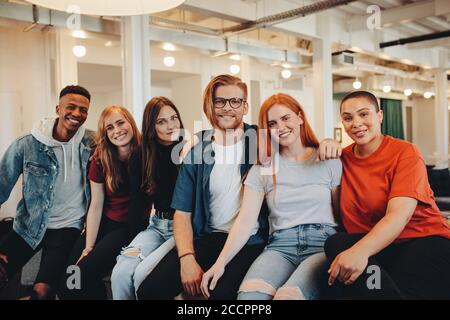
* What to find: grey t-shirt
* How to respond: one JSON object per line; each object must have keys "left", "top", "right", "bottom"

{"left": 244, "top": 152, "right": 342, "bottom": 234}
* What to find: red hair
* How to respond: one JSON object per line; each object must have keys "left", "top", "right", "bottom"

{"left": 203, "top": 74, "right": 247, "bottom": 128}
{"left": 257, "top": 93, "right": 318, "bottom": 165}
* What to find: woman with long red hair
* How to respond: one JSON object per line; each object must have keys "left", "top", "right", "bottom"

{"left": 201, "top": 93, "right": 342, "bottom": 300}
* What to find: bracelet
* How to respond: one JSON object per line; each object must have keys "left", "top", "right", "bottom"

{"left": 178, "top": 252, "right": 195, "bottom": 260}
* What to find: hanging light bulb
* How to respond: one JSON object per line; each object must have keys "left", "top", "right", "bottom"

{"left": 383, "top": 85, "right": 391, "bottom": 93}
{"left": 24, "top": 0, "right": 186, "bottom": 16}
{"left": 163, "top": 43, "right": 176, "bottom": 51}
{"left": 229, "top": 64, "right": 240, "bottom": 74}
{"left": 72, "top": 30, "right": 86, "bottom": 39}
{"left": 229, "top": 54, "right": 241, "bottom": 61}
{"left": 163, "top": 56, "right": 175, "bottom": 67}
{"left": 424, "top": 91, "right": 433, "bottom": 99}
{"left": 404, "top": 88, "right": 412, "bottom": 96}
{"left": 72, "top": 45, "right": 86, "bottom": 57}
{"left": 352, "top": 78, "right": 362, "bottom": 89}
{"left": 281, "top": 69, "right": 292, "bottom": 79}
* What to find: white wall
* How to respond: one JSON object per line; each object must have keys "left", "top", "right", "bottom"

{"left": 84, "top": 90, "right": 123, "bottom": 131}
{"left": 171, "top": 75, "right": 203, "bottom": 136}
{"left": 412, "top": 96, "right": 436, "bottom": 164}
{"left": 152, "top": 87, "right": 173, "bottom": 100}
{"left": 0, "top": 27, "right": 54, "bottom": 218}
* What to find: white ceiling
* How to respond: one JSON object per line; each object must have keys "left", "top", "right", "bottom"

{"left": 78, "top": 63, "right": 197, "bottom": 92}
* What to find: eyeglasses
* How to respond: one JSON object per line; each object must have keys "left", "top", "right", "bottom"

{"left": 213, "top": 97, "right": 246, "bottom": 109}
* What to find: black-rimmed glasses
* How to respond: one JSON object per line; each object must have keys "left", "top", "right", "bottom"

{"left": 213, "top": 97, "right": 246, "bottom": 109}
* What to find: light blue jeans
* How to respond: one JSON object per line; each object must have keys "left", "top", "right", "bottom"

{"left": 238, "top": 223, "right": 336, "bottom": 300}
{"left": 110, "top": 215, "right": 175, "bottom": 300}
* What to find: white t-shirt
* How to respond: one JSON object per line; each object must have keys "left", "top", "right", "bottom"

{"left": 209, "top": 140, "right": 258, "bottom": 234}
{"left": 245, "top": 151, "right": 342, "bottom": 234}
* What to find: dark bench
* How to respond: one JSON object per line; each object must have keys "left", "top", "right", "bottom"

{"left": 426, "top": 166, "right": 450, "bottom": 211}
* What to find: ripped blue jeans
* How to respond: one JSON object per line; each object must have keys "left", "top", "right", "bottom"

{"left": 238, "top": 223, "right": 336, "bottom": 300}
{"left": 110, "top": 215, "right": 174, "bottom": 300}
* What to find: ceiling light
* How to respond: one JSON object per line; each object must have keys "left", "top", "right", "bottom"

{"left": 382, "top": 85, "right": 391, "bottom": 93}
{"left": 281, "top": 69, "right": 292, "bottom": 79}
{"left": 163, "top": 56, "right": 175, "bottom": 67}
{"left": 72, "top": 30, "right": 86, "bottom": 39}
{"left": 25, "top": 0, "right": 186, "bottom": 16}
{"left": 404, "top": 88, "right": 412, "bottom": 97}
{"left": 424, "top": 91, "right": 433, "bottom": 99}
{"left": 229, "top": 64, "right": 240, "bottom": 74}
{"left": 352, "top": 78, "right": 362, "bottom": 89}
{"left": 281, "top": 63, "right": 291, "bottom": 69}
{"left": 72, "top": 45, "right": 86, "bottom": 57}
{"left": 229, "top": 54, "right": 241, "bottom": 61}
{"left": 163, "top": 43, "right": 176, "bottom": 51}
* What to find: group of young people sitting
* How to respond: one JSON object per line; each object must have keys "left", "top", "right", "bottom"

{"left": 0, "top": 74, "right": 449, "bottom": 300}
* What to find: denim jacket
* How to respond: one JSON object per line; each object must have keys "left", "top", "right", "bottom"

{"left": 0, "top": 131, "right": 94, "bottom": 249}
{"left": 171, "top": 123, "right": 269, "bottom": 245}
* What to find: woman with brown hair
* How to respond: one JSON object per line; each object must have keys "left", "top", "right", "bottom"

{"left": 59, "top": 105, "right": 141, "bottom": 299}
{"left": 111, "top": 97, "right": 185, "bottom": 300}
{"left": 201, "top": 93, "right": 342, "bottom": 300}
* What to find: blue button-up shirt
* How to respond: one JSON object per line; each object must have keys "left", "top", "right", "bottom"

{"left": 171, "top": 123, "right": 268, "bottom": 245}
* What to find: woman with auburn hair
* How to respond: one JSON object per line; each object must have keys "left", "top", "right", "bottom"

{"left": 324, "top": 91, "right": 450, "bottom": 299}
{"left": 59, "top": 105, "right": 141, "bottom": 299}
{"left": 201, "top": 93, "right": 342, "bottom": 300}
{"left": 110, "top": 97, "right": 186, "bottom": 300}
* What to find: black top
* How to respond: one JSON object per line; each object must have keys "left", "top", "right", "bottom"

{"left": 127, "top": 140, "right": 182, "bottom": 240}
{"left": 153, "top": 142, "right": 180, "bottom": 213}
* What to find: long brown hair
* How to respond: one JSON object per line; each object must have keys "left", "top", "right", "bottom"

{"left": 257, "top": 94, "right": 319, "bottom": 200}
{"left": 93, "top": 105, "right": 141, "bottom": 192}
{"left": 203, "top": 74, "right": 247, "bottom": 127}
{"left": 141, "top": 96, "right": 184, "bottom": 195}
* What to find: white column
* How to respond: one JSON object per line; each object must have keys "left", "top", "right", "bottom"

{"left": 313, "top": 12, "right": 334, "bottom": 140}
{"left": 434, "top": 68, "right": 449, "bottom": 169}
{"left": 55, "top": 29, "right": 78, "bottom": 90}
{"left": 240, "top": 55, "right": 252, "bottom": 125}
{"left": 121, "top": 15, "right": 151, "bottom": 127}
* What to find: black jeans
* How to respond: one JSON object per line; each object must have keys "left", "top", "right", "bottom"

{"left": 0, "top": 228, "right": 79, "bottom": 293}
{"left": 324, "top": 232, "right": 450, "bottom": 299}
{"left": 58, "top": 216, "right": 128, "bottom": 300}
{"left": 137, "top": 232, "right": 265, "bottom": 300}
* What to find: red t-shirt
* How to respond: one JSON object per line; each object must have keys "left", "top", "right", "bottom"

{"left": 88, "top": 158, "right": 130, "bottom": 223}
{"left": 340, "top": 135, "right": 450, "bottom": 240}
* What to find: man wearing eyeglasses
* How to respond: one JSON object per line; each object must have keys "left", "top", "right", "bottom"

{"left": 136, "top": 74, "right": 269, "bottom": 300}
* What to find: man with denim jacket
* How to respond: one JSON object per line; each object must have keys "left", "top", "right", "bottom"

{"left": 137, "top": 75, "right": 269, "bottom": 300}
{"left": 0, "top": 85, "right": 94, "bottom": 299}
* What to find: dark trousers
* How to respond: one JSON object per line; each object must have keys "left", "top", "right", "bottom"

{"left": 324, "top": 233, "right": 450, "bottom": 299}
{"left": 58, "top": 216, "right": 128, "bottom": 300}
{"left": 0, "top": 228, "right": 79, "bottom": 293}
{"left": 137, "top": 232, "right": 265, "bottom": 300}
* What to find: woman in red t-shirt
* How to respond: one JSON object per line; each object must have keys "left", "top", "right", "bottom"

{"left": 59, "top": 105, "right": 141, "bottom": 299}
{"left": 325, "top": 91, "right": 450, "bottom": 299}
